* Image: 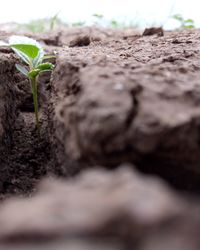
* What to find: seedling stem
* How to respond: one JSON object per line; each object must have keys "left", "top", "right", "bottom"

{"left": 30, "top": 76, "right": 40, "bottom": 135}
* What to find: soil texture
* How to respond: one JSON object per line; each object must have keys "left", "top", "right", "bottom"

{"left": 0, "top": 27, "right": 200, "bottom": 249}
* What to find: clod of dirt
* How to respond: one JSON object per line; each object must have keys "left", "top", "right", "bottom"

{"left": 38, "top": 32, "right": 61, "bottom": 46}
{"left": 0, "top": 166, "right": 199, "bottom": 250}
{"left": 0, "top": 52, "right": 19, "bottom": 194}
{"left": 142, "top": 27, "right": 164, "bottom": 36}
{"left": 69, "top": 35, "right": 91, "bottom": 47}
{"left": 51, "top": 29, "right": 200, "bottom": 192}
{"left": 57, "top": 26, "right": 140, "bottom": 46}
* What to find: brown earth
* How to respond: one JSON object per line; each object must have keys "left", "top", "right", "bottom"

{"left": 0, "top": 27, "right": 200, "bottom": 249}
{"left": 51, "top": 28, "right": 200, "bottom": 191}
{"left": 1, "top": 166, "right": 200, "bottom": 250}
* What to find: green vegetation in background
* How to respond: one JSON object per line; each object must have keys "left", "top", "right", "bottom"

{"left": 17, "top": 15, "right": 66, "bottom": 33}
{"left": 7, "top": 12, "right": 197, "bottom": 33}
{"left": 15, "top": 13, "right": 139, "bottom": 33}
{"left": 92, "top": 13, "right": 139, "bottom": 28}
{"left": 171, "top": 14, "right": 195, "bottom": 29}
{"left": 50, "top": 12, "right": 60, "bottom": 30}
{"left": 71, "top": 21, "right": 86, "bottom": 27}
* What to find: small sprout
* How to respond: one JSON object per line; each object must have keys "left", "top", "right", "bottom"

{"left": 110, "top": 20, "right": 119, "bottom": 28}
{"left": 71, "top": 21, "right": 86, "bottom": 27}
{"left": 93, "top": 13, "right": 104, "bottom": 19}
{"left": 92, "top": 13, "right": 105, "bottom": 26}
{"left": 172, "top": 14, "right": 195, "bottom": 29}
{"left": 50, "top": 12, "right": 61, "bottom": 31}
{"left": 0, "top": 36, "right": 55, "bottom": 136}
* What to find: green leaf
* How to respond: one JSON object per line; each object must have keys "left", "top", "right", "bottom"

{"left": 10, "top": 44, "right": 39, "bottom": 60}
{"left": 9, "top": 36, "right": 42, "bottom": 50}
{"left": 93, "top": 13, "right": 104, "bottom": 19}
{"left": 9, "top": 36, "right": 44, "bottom": 65}
{"left": 13, "top": 49, "right": 30, "bottom": 65}
{"left": 15, "top": 64, "right": 28, "bottom": 77}
{"left": 172, "top": 14, "right": 183, "bottom": 22}
{"left": 32, "top": 46, "right": 44, "bottom": 67}
{"left": 185, "top": 19, "right": 194, "bottom": 24}
{"left": 28, "top": 69, "right": 41, "bottom": 78}
{"left": 36, "top": 62, "right": 54, "bottom": 71}
{"left": 184, "top": 25, "right": 195, "bottom": 29}
{"left": 42, "top": 55, "right": 56, "bottom": 60}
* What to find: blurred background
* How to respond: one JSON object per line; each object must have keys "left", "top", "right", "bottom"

{"left": 0, "top": 0, "right": 199, "bottom": 31}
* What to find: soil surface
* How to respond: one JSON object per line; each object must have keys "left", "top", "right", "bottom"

{"left": 51, "top": 28, "right": 200, "bottom": 191}
{"left": 1, "top": 27, "right": 200, "bottom": 249}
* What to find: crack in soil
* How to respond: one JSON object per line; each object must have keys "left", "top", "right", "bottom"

{"left": 0, "top": 110, "right": 51, "bottom": 199}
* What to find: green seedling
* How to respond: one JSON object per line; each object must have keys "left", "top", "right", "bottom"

{"left": 16, "top": 15, "right": 64, "bottom": 33}
{"left": 93, "top": 13, "right": 104, "bottom": 26}
{"left": 21, "top": 19, "right": 46, "bottom": 33}
{"left": 0, "top": 36, "right": 54, "bottom": 136}
{"left": 172, "top": 14, "right": 195, "bottom": 29}
{"left": 93, "top": 13, "right": 104, "bottom": 19}
{"left": 50, "top": 12, "right": 60, "bottom": 30}
{"left": 109, "top": 19, "right": 127, "bottom": 28}
{"left": 71, "top": 21, "right": 86, "bottom": 27}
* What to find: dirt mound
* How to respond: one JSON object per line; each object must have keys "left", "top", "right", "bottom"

{"left": 51, "top": 29, "right": 200, "bottom": 191}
